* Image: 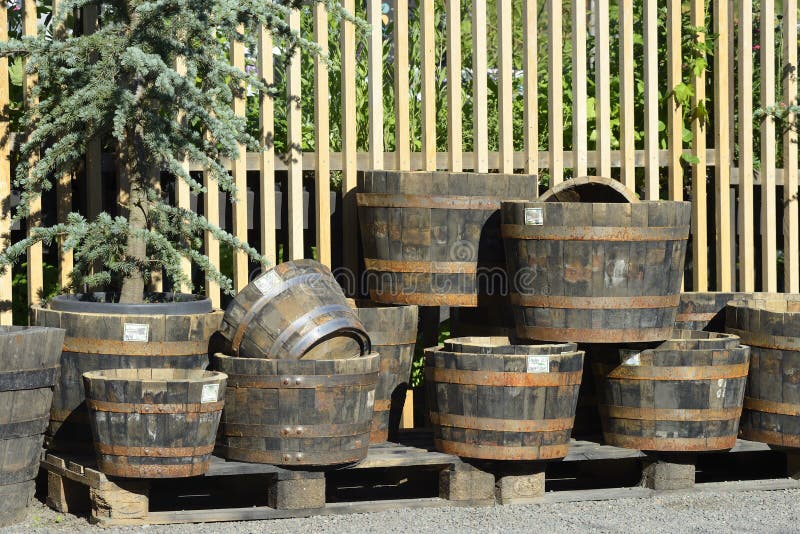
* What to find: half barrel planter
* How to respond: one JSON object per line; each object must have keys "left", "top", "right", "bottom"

{"left": 349, "top": 300, "right": 418, "bottom": 443}
{"left": 0, "top": 326, "right": 65, "bottom": 527}
{"left": 357, "top": 171, "right": 538, "bottom": 306}
{"left": 425, "top": 337, "right": 583, "bottom": 460}
{"left": 219, "top": 259, "right": 370, "bottom": 360}
{"left": 591, "top": 330, "right": 750, "bottom": 451}
{"left": 501, "top": 181, "right": 691, "bottom": 343}
{"left": 726, "top": 296, "right": 800, "bottom": 448}
{"left": 83, "top": 369, "right": 227, "bottom": 478}
{"left": 33, "top": 293, "right": 222, "bottom": 453}
{"left": 214, "top": 353, "right": 379, "bottom": 466}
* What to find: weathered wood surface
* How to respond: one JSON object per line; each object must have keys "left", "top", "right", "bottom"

{"left": 350, "top": 301, "right": 418, "bottom": 443}
{"left": 426, "top": 339, "right": 584, "bottom": 460}
{"left": 214, "top": 353, "right": 379, "bottom": 466}
{"left": 590, "top": 330, "right": 750, "bottom": 452}
{"left": 538, "top": 176, "right": 638, "bottom": 204}
{"left": 450, "top": 306, "right": 517, "bottom": 338}
{"left": 726, "top": 296, "right": 800, "bottom": 448}
{"left": 442, "top": 337, "right": 576, "bottom": 355}
{"left": 0, "top": 326, "right": 65, "bottom": 527}
{"left": 674, "top": 292, "right": 762, "bottom": 332}
{"left": 34, "top": 302, "right": 221, "bottom": 454}
{"left": 357, "top": 170, "right": 537, "bottom": 306}
{"left": 219, "top": 260, "right": 369, "bottom": 360}
{"left": 501, "top": 195, "right": 691, "bottom": 343}
{"left": 83, "top": 369, "right": 227, "bottom": 478}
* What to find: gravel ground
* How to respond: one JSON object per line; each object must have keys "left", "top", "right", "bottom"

{"left": 3, "top": 488, "right": 800, "bottom": 534}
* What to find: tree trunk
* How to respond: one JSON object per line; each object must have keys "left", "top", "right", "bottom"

{"left": 118, "top": 127, "right": 147, "bottom": 304}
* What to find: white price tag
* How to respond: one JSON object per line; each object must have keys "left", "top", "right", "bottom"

{"left": 526, "top": 355, "right": 550, "bottom": 373}
{"left": 366, "top": 389, "right": 375, "bottom": 408}
{"left": 619, "top": 349, "right": 640, "bottom": 366}
{"left": 201, "top": 383, "right": 220, "bottom": 404}
{"left": 253, "top": 270, "right": 282, "bottom": 295}
{"left": 123, "top": 323, "right": 149, "bottom": 342}
{"left": 524, "top": 207, "right": 544, "bottom": 226}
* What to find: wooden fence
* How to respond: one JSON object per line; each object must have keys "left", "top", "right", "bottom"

{"left": 1, "top": 0, "right": 799, "bottom": 323}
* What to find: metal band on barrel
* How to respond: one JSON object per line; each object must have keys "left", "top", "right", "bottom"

{"left": 425, "top": 367, "right": 582, "bottom": 387}
{"left": 430, "top": 412, "right": 574, "bottom": 432}
{"left": 510, "top": 294, "right": 680, "bottom": 309}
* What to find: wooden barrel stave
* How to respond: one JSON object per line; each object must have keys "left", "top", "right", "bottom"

{"left": 214, "top": 353, "right": 379, "bottom": 466}
{"left": 0, "top": 481, "right": 35, "bottom": 527}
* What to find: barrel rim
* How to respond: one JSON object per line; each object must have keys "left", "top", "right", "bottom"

{"left": 727, "top": 295, "right": 800, "bottom": 314}
{"left": 538, "top": 175, "right": 640, "bottom": 204}
{"left": 48, "top": 292, "right": 212, "bottom": 315}
{"left": 82, "top": 368, "right": 227, "bottom": 383}
{"left": 500, "top": 199, "right": 692, "bottom": 209}
{"left": 213, "top": 351, "right": 381, "bottom": 366}
{"left": 425, "top": 346, "right": 585, "bottom": 361}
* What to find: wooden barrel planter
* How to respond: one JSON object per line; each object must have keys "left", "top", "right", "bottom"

{"left": 33, "top": 293, "right": 222, "bottom": 454}
{"left": 501, "top": 178, "right": 691, "bottom": 343}
{"left": 425, "top": 338, "right": 583, "bottom": 460}
{"left": 219, "top": 260, "right": 370, "bottom": 360}
{"left": 674, "top": 292, "right": 759, "bottom": 332}
{"left": 0, "top": 326, "right": 65, "bottom": 527}
{"left": 590, "top": 330, "right": 750, "bottom": 452}
{"left": 450, "top": 305, "right": 516, "bottom": 338}
{"left": 214, "top": 353, "right": 379, "bottom": 466}
{"left": 349, "top": 300, "right": 418, "bottom": 443}
{"left": 357, "top": 170, "right": 537, "bottom": 306}
{"left": 83, "top": 369, "right": 226, "bottom": 478}
{"left": 726, "top": 296, "right": 800, "bottom": 448}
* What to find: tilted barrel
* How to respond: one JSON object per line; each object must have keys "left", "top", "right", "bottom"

{"left": 83, "top": 369, "right": 227, "bottom": 478}
{"left": 726, "top": 296, "right": 800, "bottom": 448}
{"left": 357, "top": 170, "right": 537, "bottom": 306}
{"left": 214, "top": 353, "right": 379, "bottom": 466}
{"left": 591, "top": 330, "right": 749, "bottom": 451}
{"left": 219, "top": 259, "right": 370, "bottom": 360}
{"left": 426, "top": 338, "right": 583, "bottom": 460}
{"left": 0, "top": 326, "right": 65, "bottom": 527}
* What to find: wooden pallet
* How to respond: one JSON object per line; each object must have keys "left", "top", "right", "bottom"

{"left": 40, "top": 434, "right": 800, "bottom": 526}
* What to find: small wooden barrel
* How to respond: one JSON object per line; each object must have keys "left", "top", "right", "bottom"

{"left": 357, "top": 170, "right": 537, "bottom": 306}
{"left": 425, "top": 339, "right": 584, "bottom": 460}
{"left": 501, "top": 186, "right": 691, "bottom": 343}
{"left": 0, "top": 326, "right": 65, "bottom": 527}
{"left": 219, "top": 260, "right": 370, "bottom": 360}
{"left": 675, "top": 292, "right": 758, "bottom": 332}
{"left": 726, "top": 296, "right": 800, "bottom": 448}
{"left": 591, "top": 330, "right": 750, "bottom": 452}
{"left": 33, "top": 293, "right": 221, "bottom": 454}
{"left": 214, "top": 353, "right": 379, "bottom": 466}
{"left": 83, "top": 369, "right": 227, "bottom": 478}
{"left": 450, "top": 306, "right": 517, "bottom": 338}
{"left": 349, "top": 301, "right": 418, "bottom": 443}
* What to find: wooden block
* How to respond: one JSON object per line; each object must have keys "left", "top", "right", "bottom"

{"left": 641, "top": 455, "right": 695, "bottom": 490}
{"left": 89, "top": 479, "right": 149, "bottom": 523}
{"left": 495, "top": 469, "right": 545, "bottom": 504}
{"left": 439, "top": 463, "right": 495, "bottom": 502}
{"left": 267, "top": 471, "right": 325, "bottom": 510}
{"left": 47, "top": 472, "right": 90, "bottom": 514}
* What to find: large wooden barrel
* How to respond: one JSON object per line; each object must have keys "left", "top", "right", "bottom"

{"left": 349, "top": 301, "right": 418, "bottom": 443}
{"left": 425, "top": 338, "right": 583, "bottom": 460}
{"left": 675, "top": 292, "right": 757, "bottom": 332}
{"left": 591, "top": 330, "right": 749, "bottom": 451}
{"left": 219, "top": 260, "right": 370, "bottom": 360}
{"left": 726, "top": 296, "right": 800, "bottom": 448}
{"left": 0, "top": 326, "right": 65, "bottom": 527}
{"left": 83, "top": 369, "right": 227, "bottom": 478}
{"left": 214, "top": 353, "right": 379, "bottom": 466}
{"left": 357, "top": 170, "right": 538, "bottom": 306}
{"left": 501, "top": 188, "right": 691, "bottom": 343}
{"left": 450, "top": 305, "right": 516, "bottom": 338}
{"left": 33, "top": 293, "right": 221, "bottom": 453}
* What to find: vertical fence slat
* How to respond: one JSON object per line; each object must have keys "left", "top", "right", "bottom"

{"left": 713, "top": 0, "right": 732, "bottom": 290}
{"left": 522, "top": 0, "right": 537, "bottom": 182}
{"left": 258, "top": 27, "right": 276, "bottom": 268}
{"left": 286, "top": 11, "right": 304, "bottom": 262}
{"left": 368, "top": 0, "right": 384, "bottom": 170}
{"left": 594, "top": 0, "right": 611, "bottom": 178}
{"left": 472, "top": 0, "right": 488, "bottom": 173}
{"left": 548, "top": 0, "right": 563, "bottom": 183}
{"left": 314, "top": 5, "right": 331, "bottom": 267}
{"left": 394, "top": 0, "right": 411, "bottom": 170}
{"left": 231, "top": 25, "right": 250, "bottom": 288}
{"left": 667, "top": 0, "right": 682, "bottom": 202}
{"left": 421, "top": 0, "right": 436, "bottom": 171}
{"left": 738, "top": 0, "right": 755, "bottom": 291}
{"left": 203, "top": 163, "right": 220, "bottom": 308}
{"left": 341, "top": 0, "right": 358, "bottom": 277}
{"left": 497, "top": 0, "right": 513, "bottom": 174}
{"left": 571, "top": 0, "right": 587, "bottom": 178}
{"left": 784, "top": 0, "right": 799, "bottom": 292}
{"left": 175, "top": 56, "right": 192, "bottom": 289}
{"left": 447, "top": 0, "right": 462, "bottom": 172}
{"left": 760, "top": 0, "right": 777, "bottom": 291}
{"left": 619, "top": 0, "right": 635, "bottom": 190}
{"left": 690, "top": 0, "right": 707, "bottom": 292}
{"left": 643, "top": 0, "right": 658, "bottom": 200}
{"left": 83, "top": 7, "right": 102, "bottom": 223}
{"left": 52, "top": 0, "right": 72, "bottom": 292}
{"left": 0, "top": 6, "right": 10, "bottom": 324}
{"left": 23, "top": 0, "right": 42, "bottom": 310}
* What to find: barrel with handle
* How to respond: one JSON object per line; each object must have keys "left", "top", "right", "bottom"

{"left": 83, "top": 369, "right": 227, "bottom": 478}
{"left": 214, "top": 352, "right": 379, "bottom": 466}
{"left": 726, "top": 295, "right": 800, "bottom": 448}
{"left": 349, "top": 300, "right": 418, "bottom": 443}
{"left": 0, "top": 326, "right": 65, "bottom": 527}
{"left": 219, "top": 260, "right": 370, "bottom": 360}
{"left": 591, "top": 330, "right": 749, "bottom": 451}
{"left": 501, "top": 179, "right": 691, "bottom": 343}
{"left": 426, "top": 338, "right": 583, "bottom": 460}
{"left": 33, "top": 293, "right": 221, "bottom": 454}
{"left": 357, "top": 170, "right": 538, "bottom": 306}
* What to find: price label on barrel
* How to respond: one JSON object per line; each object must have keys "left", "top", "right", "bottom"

{"left": 201, "top": 384, "right": 220, "bottom": 404}
{"left": 526, "top": 355, "right": 550, "bottom": 373}
{"left": 619, "top": 349, "right": 641, "bottom": 366}
{"left": 524, "top": 207, "right": 544, "bottom": 226}
{"left": 366, "top": 389, "right": 375, "bottom": 409}
{"left": 123, "top": 323, "right": 149, "bottom": 342}
{"left": 253, "top": 270, "right": 282, "bottom": 295}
